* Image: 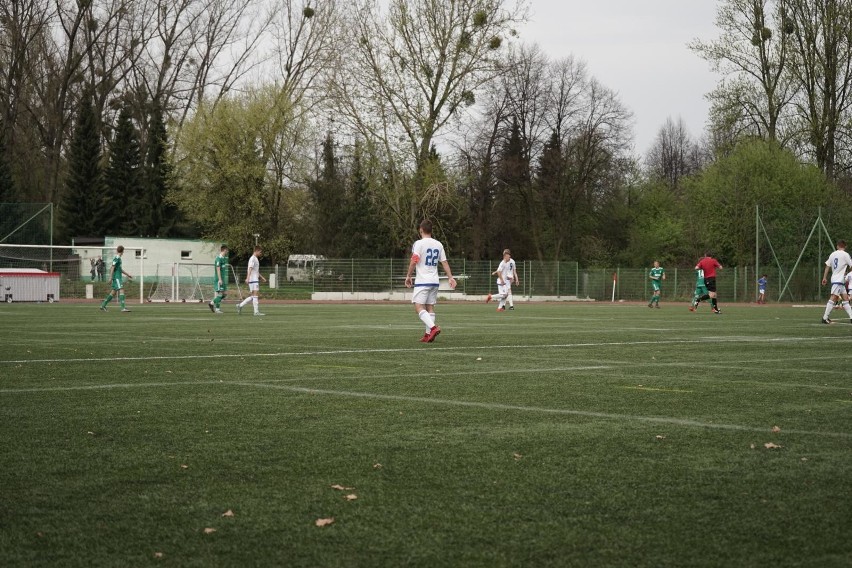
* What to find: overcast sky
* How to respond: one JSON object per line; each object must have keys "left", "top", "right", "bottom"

{"left": 516, "top": 0, "right": 720, "bottom": 157}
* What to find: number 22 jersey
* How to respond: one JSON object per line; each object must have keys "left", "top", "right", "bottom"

{"left": 411, "top": 238, "right": 446, "bottom": 287}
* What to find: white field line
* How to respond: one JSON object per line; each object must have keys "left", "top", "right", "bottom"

{"left": 1, "top": 336, "right": 270, "bottom": 347}
{"left": 2, "top": 378, "right": 848, "bottom": 439}
{"left": 0, "top": 366, "right": 613, "bottom": 393}
{"left": 611, "top": 371, "right": 852, "bottom": 392}
{"left": 235, "top": 382, "right": 852, "bottom": 439}
{"left": 0, "top": 380, "right": 225, "bottom": 393}
{"left": 2, "top": 335, "right": 849, "bottom": 365}
{"left": 4, "top": 361, "right": 845, "bottom": 395}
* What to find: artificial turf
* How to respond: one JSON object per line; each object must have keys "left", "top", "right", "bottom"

{"left": 1, "top": 301, "right": 850, "bottom": 567}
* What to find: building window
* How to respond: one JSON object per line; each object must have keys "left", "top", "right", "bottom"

{"left": 181, "top": 250, "right": 192, "bottom": 260}
{"left": 135, "top": 249, "right": 147, "bottom": 259}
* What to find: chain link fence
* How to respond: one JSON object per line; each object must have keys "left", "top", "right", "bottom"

{"left": 297, "top": 260, "right": 826, "bottom": 303}
{"left": 0, "top": 250, "right": 828, "bottom": 303}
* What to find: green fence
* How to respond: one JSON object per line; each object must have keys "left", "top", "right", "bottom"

{"left": 296, "top": 260, "right": 827, "bottom": 302}
{"left": 0, "top": 203, "right": 54, "bottom": 245}
{"left": 0, "top": 249, "right": 829, "bottom": 302}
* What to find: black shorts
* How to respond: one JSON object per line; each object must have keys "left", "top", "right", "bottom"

{"left": 704, "top": 277, "right": 717, "bottom": 293}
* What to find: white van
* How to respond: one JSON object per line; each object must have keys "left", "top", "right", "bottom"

{"left": 286, "top": 255, "right": 326, "bottom": 282}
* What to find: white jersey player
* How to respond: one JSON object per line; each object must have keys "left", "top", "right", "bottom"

{"left": 404, "top": 219, "right": 456, "bottom": 343}
{"left": 486, "top": 249, "right": 518, "bottom": 311}
{"left": 237, "top": 246, "right": 267, "bottom": 316}
{"left": 821, "top": 240, "right": 852, "bottom": 324}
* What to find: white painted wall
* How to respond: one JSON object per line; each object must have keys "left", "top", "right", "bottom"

{"left": 73, "top": 237, "right": 219, "bottom": 278}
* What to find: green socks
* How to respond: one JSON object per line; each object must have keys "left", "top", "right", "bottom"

{"left": 102, "top": 294, "right": 113, "bottom": 308}
{"left": 119, "top": 294, "right": 126, "bottom": 309}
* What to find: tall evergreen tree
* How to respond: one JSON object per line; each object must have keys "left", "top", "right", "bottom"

{"left": 61, "top": 91, "right": 103, "bottom": 239}
{"left": 0, "top": 120, "right": 22, "bottom": 243}
{"left": 309, "top": 133, "right": 346, "bottom": 255}
{"left": 141, "top": 101, "right": 177, "bottom": 236}
{"left": 102, "top": 104, "right": 142, "bottom": 236}
{"left": 0, "top": 122, "right": 15, "bottom": 202}
{"left": 493, "top": 117, "right": 533, "bottom": 258}
{"left": 535, "top": 131, "right": 567, "bottom": 259}
{"left": 340, "top": 140, "right": 392, "bottom": 257}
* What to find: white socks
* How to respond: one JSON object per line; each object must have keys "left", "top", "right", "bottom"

{"left": 418, "top": 309, "right": 433, "bottom": 331}
{"left": 238, "top": 296, "right": 258, "bottom": 314}
{"left": 824, "top": 300, "right": 852, "bottom": 319}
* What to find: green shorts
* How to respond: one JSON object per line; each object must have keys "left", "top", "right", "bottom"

{"left": 694, "top": 285, "right": 708, "bottom": 297}
{"left": 111, "top": 277, "right": 123, "bottom": 291}
{"left": 651, "top": 282, "right": 662, "bottom": 292}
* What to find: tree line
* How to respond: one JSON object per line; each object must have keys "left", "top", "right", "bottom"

{"left": 1, "top": 0, "right": 850, "bottom": 267}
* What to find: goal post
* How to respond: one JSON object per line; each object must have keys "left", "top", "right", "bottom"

{"left": 147, "top": 262, "right": 244, "bottom": 303}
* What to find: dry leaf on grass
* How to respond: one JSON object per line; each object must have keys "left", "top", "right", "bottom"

{"left": 330, "top": 484, "right": 354, "bottom": 491}
{"left": 315, "top": 517, "right": 335, "bottom": 527}
{"left": 771, "top": 425, "right": 781, "bottom": 433}
{"left": 203, "top": 527, "right": 216, "bottom": 534}
{"left": 153, "top": 552, "right": 164, "bottom": 559}
{"left": 750, "top": 443, "right": 755, "bottom": 449}
{"left": 222, "top": 510, "right": 234, "bottom": 518}
{"left": 180, "top": 464, "right": 189, "bottom": 469}
{"left": 764, "top": 442, "right": 783, "bottom": 449}
{"left": 655, "top": 435, "right": 666, "bottom": 440}
{"left": 373, "top": 463, "right": 382, "bottom": 469}
{"left": 513, "top": 453, "right": 523, "bottom": 460}
{"left": 344, "top": 494, "right": 358, "bottom": 501}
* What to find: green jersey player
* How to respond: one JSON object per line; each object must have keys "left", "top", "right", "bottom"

{"left": 100, "top": 245, "right": 133, "bottom": 312}
{"left": 208, "top": 245, "right": 229, "bottom": 314}
{"left": 648, "top": 260, "right": 665, "bottom": 308}
{"left": 689, "top": 269, "right": 708, "bottom": 311}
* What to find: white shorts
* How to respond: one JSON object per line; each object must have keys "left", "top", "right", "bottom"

{"left": 412, "top": 286, "right": 438, "bottom": 306}
{"left": 497, "top": 282, "right": 511, "bottom": 296}
{"left": 758, "top": 288, "right": 765, "bottom": 294}
{"left": 830, "top": 283, "right": 847, "bottom": 297}
{"left": 248, "top": 281, "right": 260, "bottom": 292}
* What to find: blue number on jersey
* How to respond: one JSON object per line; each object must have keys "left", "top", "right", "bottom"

{"left": 424, "top": 248, "right": 439, "bottom": 267}
{"left": 834, "top": 258, "right": 839, "bottom": 269}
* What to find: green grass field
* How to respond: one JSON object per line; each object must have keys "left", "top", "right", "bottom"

{"left": 1, "top": 301, "right": 851, "bottom": 567}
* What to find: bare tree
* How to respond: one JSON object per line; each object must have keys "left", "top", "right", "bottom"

{"left": 327, "top": 0, "right": 527, "bottom": 249}
{"left": 691, "top": 0, "right": 797, "bottom": 143}
{"left": 2, "top": 0, "right": 141, "bottom": 202}
{"left": 131, "top": 0, "right": 273, "bottom": 126}
{"left": 646, "top": 116, "right": 703, "bottom": 190}
{"left": 786, "top": 0, "right": 852, "bottom": 179}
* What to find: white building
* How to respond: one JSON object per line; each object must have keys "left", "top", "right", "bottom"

{"left": 73, "top": 236, "right": 220, "bottom": 279}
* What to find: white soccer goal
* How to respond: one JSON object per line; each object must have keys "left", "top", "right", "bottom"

{"left": 147, "top": 262, "right": 244, "bottom": 303}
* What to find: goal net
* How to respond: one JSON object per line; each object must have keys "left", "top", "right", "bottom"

{"left": 147, "top": 262, "right": 243, "bottom": 303}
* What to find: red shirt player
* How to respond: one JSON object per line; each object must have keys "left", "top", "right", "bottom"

{"left": 695, "top": 252, "right": 723, "bottom": 314}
